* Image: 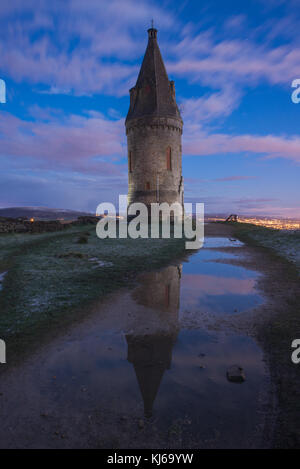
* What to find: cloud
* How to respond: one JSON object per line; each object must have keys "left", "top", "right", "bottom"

{"left": 0, "top": 171, "right": 128, "bottom": 212}
{"left": 2, "top": 2, "right": 299, "bottom": 99}
{"left": 214, "top": 176, "right": 257, "bottom": 182}
{"left": 184, "top": 195, "right": 300, "bottom": 218}
{"left": 183, "top": 128, "right": 300, "bottom": 163}
{"left": 0, "top": 0, "right": 174, "bottom": 96}
{"left": 0, "top": 109, "right": 126, "bottom": 174}
{"left": 38, "top": 86, "right": 72, "bottom": 95}
{"left": 169, "top": 24, "right": 300, "bottom": 88}
{"left": 182, "top": 274, "right": 256, "bottom": 296}
{"left": 181, "top": 85, "right": 242, "bottom": 123}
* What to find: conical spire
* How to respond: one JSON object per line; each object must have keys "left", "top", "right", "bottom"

{"left": 126, "top": 333, "right": 177, "bottom": 418}
{"left": 126, "top": 28, "right": 181, "bottom": 122}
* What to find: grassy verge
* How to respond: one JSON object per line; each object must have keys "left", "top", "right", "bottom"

{"left": 230, "top": 222, "right": 300, "bottom": 273}
{"left": 229, "top": 222, "right": 300, "bottom": 448}
{"left": 0, "top": 225, "right": 186, "bottom": 361}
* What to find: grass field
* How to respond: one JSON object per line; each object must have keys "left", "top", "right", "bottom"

{"left": 232, "top": 222, "right": 300, "bottom": 273}
{"left": 0, "top": 225, "right": 186, "bottom": 359}
{"left": 231, "top": 221, "right": 300, "bottom": 448}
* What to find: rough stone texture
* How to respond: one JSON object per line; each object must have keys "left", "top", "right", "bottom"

{"left": 132, "top": 264, "right": 182, "bottom": 313}
{"left": 226, "top": 365, "right": 246, "bottom": 383}
{"left": 126, "top": 28, "right": 184, "bottom": 210}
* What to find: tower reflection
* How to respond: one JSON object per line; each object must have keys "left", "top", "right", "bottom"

{"left": 126, "top": 265, "right": 182, "bottom": 418}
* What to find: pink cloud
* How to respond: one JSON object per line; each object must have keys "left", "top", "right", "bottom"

{"left": 184, "top": 194, "right": 300, "bottom": 218}
{"left": 181, "top": 274, "right": 256, "bottom": 295}
{"left": 0, "top": 110, "right": 126, "bottom": 175}
{"left": 181, "top": 86, "right": 242, "bottom": 122}
{"left": 0, "top": 0, "right": 174, "bottom": 96}
{"left": 2, "top": 2, "right": 299, "bottom": 98}
{"left": 214, "top": 176, "right": 257, "bottom": 182}
{"left": 169, "top": 30, "right": 300, "bottom": 87}
{"left": 183, "top": 128, "right": 300, "bottom": 163}
{"left": 1, "top": 104, "right": 300, "bottom": 183}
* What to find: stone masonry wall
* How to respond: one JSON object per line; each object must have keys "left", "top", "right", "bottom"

{"left": 126, "top": 116, "right": 183, "bottom": 209}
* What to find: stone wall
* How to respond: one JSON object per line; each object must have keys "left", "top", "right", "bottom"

{"left": 126, "top": 116, "right": 184, "bottom": 209}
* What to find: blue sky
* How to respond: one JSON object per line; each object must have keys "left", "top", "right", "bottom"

{"left": 0, "top": 0, "right": 299, "bottom": 216}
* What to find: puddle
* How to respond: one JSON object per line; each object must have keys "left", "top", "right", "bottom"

{"left": 204, "top": 236, "right": 244, "bottom": 248}
{"left": 0, "top": 236, "right": 269, "bottom": 449}
{"left": 180, "top": 237, "right": 262, "bottom": 314}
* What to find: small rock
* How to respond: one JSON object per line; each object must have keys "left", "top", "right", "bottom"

{"left": 138, "top": 419, "right": 144, "bottom": 429}
{"left": 226, "top": 365, "right": 245, "bottom": 383}
{"left": 77, "top": 236, "right": 88, "bottom": 244}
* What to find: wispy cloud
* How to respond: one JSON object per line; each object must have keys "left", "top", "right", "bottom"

{"left": 0, "top": 0, "right": 174, "bottom": 96}
{"left": 181, "top": 85, "right": 242, "bottom": 123}
{"left": 183, "top": 128, "right": 300, "bottom": 163}
{"left": 2, "top": 2, "right": 299, "bottom": 98}
{"left": 214, "top": 176, "right": 257, "bottom": 182}
{"left": 0, "top": 109, "right": 126, "bottom": 174}
{"left": 169, "top": 21, "right": 300, "bottom": 88}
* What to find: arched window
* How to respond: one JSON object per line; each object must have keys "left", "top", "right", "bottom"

{"left": 166, "top": 147, "right": 172, "bottom": 170}
{"left": 128, "top": 151, "right": 133, "bottom": 173}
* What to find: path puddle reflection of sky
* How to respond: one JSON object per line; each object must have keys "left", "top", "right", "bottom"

{"left": 180, "top": 237, "right": 262, "bottom": 314}
{"left": 0, "top": 236, "right": 269, "bottom": 449}
{"left": 203, "top": 236, "right": 244, "bottom": 248}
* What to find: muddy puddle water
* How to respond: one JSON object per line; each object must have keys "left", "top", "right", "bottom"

{"left": 0, "top": 236, "right": 269, "bottom": 449}
{"left": 180, "top": 236, "right": 262, "bottom": 314}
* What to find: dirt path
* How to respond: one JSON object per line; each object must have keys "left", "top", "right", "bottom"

{"left": 0, "top": 222, "right": 298, "bottom": 448}
{"left": 205, "top": 222, "right": 300, "bottom": 448}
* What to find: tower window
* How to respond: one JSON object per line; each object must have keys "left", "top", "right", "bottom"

{"left": 166, "top": 147, "right": 172, "bottom": 170}
{"left": 145, "top": 181, "right": 150, "bottom": 190}
{"left": 128, "top": 151, "right": 133, "bottom": 173}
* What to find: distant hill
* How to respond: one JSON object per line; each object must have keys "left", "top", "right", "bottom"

{"left": 0, "top": 207, "right": 92, "bottom": 220}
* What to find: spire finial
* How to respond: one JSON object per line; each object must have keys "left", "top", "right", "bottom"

{"left": 147, "top": 20, "right": 157, "bottom": 39}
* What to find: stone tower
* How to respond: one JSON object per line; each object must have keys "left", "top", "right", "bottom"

{"left": 126, "top": 264, "right": 181, "bottom": 417}
{"left": 125, "top": 27, "right": 183, "bottom": 210}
